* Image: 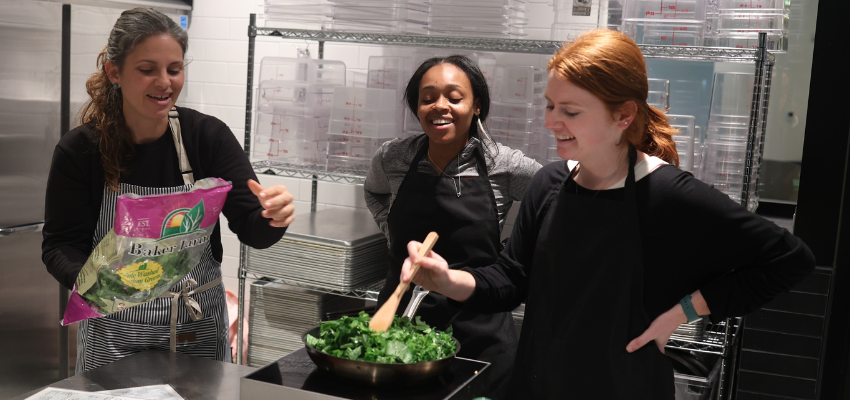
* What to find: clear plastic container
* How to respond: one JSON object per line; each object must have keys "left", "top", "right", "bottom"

{"left": 598, "top": 0, "right": 624, "bottom": 30}
{"left": 488, "top": 117, "right": 542, "bottom": 134}
{"left": 255, "top": 107, "right": 330, "bottom": 142}
{"left": 647, "top": 78, "right": 670, "bottom": 111}
{"left": 259, "top": 57, "right": 346, "bottom": 86}
{"left": 622, "top": 0, "right": 706, "bottom": 21}
{"left": 367, "top": 56, "right": 412, "bottom": 91}
{"left": 326, "top": 155, "right": 372, "bottom": 173}
{"left": 333, "top": 5, "right": 429, "bottom": 21}
{"left": 717, "top": 0, "right": 786, "bottom": 11}
{"left": 257, "top": 81, "right": 337, "bottom": 110}
{"left": 430, "top": 0, "right": 527, "bottom": 7}
{"left": 701, "top": 135, "right": 747, "bottom": 201}
{"left": 717, "top": 10, "right": 787, "bottom": 31}
{"left": 328, "top": 119, "right": 399, "bottom": 139}
{"left": 427, "top": 24, "right": 527, "bottom": 37}
{"left": 327, "top": 134, "right": 389, "bottom": 160}
{"left": 431, "top": 5, "right": 525, "bottom": 18}
{"left": 252, "top": 135, "right": 328, "bottom": 165}
{"left": 550, "top": 23, "right": 598, "bottom": 42}
{"left": 715, "top": 31, "right": 787, "bottom": 50}
{"left": 492, "top": 66, "right": 546, "bottom": 104}
{"left": 668, "top": 114, "right": 696, "bottom": 172}
{"left": 708, "top": 72, "right": 755, "bottom": 124}
{"left": 331, "top": 87, "right": 398, "bottom": 116}
{"left": 265, "top": 4, "right": 333, "bottom": 15}
{"left": 706, "top": 123, "right": 750, "bottom": 139}
{"left": 490, "top": 101, "right": 544, "bottom": 120}
{"left": 331, "top": 19, "right": 428, "bottom": 33}
{"left": 623, "top": 20, "right": 705, "bottom": 46}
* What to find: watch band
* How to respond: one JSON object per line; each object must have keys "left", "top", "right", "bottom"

{"left": 679, "top": 294, "right": 701, "bottom": 323}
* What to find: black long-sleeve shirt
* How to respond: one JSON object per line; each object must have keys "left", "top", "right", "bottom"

{"left": 463, "top": 160, "right": 816, "bottom": 324}
{"left": 42, "top": 106, "right": 286, "bottom": 290}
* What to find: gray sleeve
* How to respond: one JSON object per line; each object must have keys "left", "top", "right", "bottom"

{"left": 364, "top": 143, "right": 392, "bottom": 237}
{"left": 503, "top": 146, "right": 543, "bottom": 201}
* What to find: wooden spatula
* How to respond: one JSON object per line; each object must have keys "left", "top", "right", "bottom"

{"left": 369, "top": 231, "right": 439, "bottom": 332}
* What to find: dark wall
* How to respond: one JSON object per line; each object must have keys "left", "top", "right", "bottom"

{"left": 785, "top": 0, "right": 850, "bottom": 398}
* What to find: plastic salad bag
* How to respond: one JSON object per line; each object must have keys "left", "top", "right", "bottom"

{"left": 62, "top": 178, "right": 232, "bottom": 325}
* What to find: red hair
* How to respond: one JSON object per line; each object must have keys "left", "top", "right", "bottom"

{"left": 548, "top": 29, "right": 679, "bottom": 166}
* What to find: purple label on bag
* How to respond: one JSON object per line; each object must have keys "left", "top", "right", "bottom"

{"left": 113, "top": 178, "right": 232, "bottom": 239}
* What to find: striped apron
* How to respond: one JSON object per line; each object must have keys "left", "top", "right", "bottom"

{"left": 76, "top": 110, "right": 229, "bottom": 372}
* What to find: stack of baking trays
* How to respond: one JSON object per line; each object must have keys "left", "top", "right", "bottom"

{"left": 244, "top": 207, "right": 388, "bottom": 291}
{"left": 248, "top": 281, "right": 368, "bottom": 366}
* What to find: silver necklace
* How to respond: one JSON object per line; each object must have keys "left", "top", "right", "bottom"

{"left": 428, "top": 150, "right": 462, "bottom": 198}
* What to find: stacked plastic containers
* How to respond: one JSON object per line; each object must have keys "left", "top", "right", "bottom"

{"left": 707, "top": 0, "right": 789, "bottom": 51}
{"left": 428, "top": 0, "right": 528, "bottom": 38}
{"left": 264, "top": 0, "right": 333, "bottom": 28}
{"left": 667, "top": 115, "right": 697, "bottom": 173}
{"left": 487, "top": 65, "right": 547, "bottom": 162}
{"left": 647, "top": 78, "right": 670, "bottom": 111}
{"left": 699, "top": 72, "right": 755, "bottom": 203}
{"left": 367, "top": 56, "right": 417, "bottom": 138}
{"left": 253, "top": 57, "right": 346, "bottom": 168}
{"left": 330, "top": 0, "right": 429, "bottom": 33}
{"left": 622, "top": 0, "right": 708, "bottom": 46}
{"left": 327, "top": 87, "right": 399, "bottom": 173}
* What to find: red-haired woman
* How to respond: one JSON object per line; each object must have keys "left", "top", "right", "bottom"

{"left": 397, "top": 29, "right": 815, "bottom": 398}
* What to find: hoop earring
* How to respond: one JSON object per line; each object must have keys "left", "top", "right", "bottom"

{"left": 477, "top": 117, "right": 500, "bottom": 156}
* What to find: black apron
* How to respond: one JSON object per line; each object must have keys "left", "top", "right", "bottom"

{"left": 507, "top": 147, "right": 673, "bottom": 399}
{"left": 378, "top": 139, "right": 518, "bottom": 399}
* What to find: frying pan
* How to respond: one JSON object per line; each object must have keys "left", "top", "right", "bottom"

{"left": 301, "top": 326, "right": 461, "bottom": 386}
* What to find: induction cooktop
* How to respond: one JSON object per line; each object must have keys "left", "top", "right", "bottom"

{"left": 241, "top": 348, "right": 491, "bottom": 400}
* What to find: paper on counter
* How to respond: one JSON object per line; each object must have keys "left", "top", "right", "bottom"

{"left": 95, "top": 385, "right": 185, "bottom": 400}
{"left": 25, "top": 387, "right": 138, "bottom": 400}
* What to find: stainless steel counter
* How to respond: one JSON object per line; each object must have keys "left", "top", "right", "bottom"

{"left": 9, "top": 351, "right": 256, "bottom": 400}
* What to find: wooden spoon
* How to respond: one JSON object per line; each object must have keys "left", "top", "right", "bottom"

{"left": 369, "top": 231, "right": 439, "bottom": 332}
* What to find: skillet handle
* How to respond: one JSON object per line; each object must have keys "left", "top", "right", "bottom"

{"left": 402, "top": 285, "right": 430, "bottom": 320}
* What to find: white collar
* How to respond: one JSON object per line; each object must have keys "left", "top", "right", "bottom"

{"left": 567, "top": 156, "right": 668, "bottom": 190}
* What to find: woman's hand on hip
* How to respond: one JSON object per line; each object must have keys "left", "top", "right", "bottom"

{"left": 625, "top": 303, "right": 688, "bottom": 354}
{"left": 248, "top": 179, "right": 295, "bottom": 228}
{"left": 401, "top": 240, "right": 476, "bottom": 302}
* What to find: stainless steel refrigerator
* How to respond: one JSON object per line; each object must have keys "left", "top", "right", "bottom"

{"left": 0, "top": 1, "right": 189, "bottom": 397}
{"left": 0, "top": 1, "right": 65, "bottom": 397}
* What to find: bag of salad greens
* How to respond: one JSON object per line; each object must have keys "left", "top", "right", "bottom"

{"left": 61, "top": 177, "right": 232, "bottom": 325}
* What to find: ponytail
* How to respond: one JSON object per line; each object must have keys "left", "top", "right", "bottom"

{"left": 624, "top": 104, "right": 680, "bottom": 167}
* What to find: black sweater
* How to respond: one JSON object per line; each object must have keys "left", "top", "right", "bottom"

{"left": 464, "top": 160, "right": 816, "bottom": 324}
{"left": 42, "top": 106, "right": 286, "bottom": 290}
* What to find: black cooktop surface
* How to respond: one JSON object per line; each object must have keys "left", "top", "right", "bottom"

{"left": 243, "top": 348, "right": 491, "bottom": 400}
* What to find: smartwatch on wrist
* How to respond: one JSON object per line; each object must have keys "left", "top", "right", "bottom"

{"left": 679, "top": 294, "right": 701, "bottom": 323}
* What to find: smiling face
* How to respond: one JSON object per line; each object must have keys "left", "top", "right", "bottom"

{"left": 417, "top": 63, "right": 480, "bottom": 148}
{"left": 544, "top": 71, "right": 630, "bottom": 163}
{"left": 107, "top": 34, "right": 185, "bottom": 130}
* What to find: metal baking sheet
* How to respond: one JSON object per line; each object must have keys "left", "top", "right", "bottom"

{"left": 281, "top": 208, "right": 386, "bottom": 248}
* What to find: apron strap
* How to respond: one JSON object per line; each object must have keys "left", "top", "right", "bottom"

{"left": 168, "top": 108, "right": 195, "bottom": 185}
{"left": 158, "top": 277, "right": 222, "bottom": 352}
